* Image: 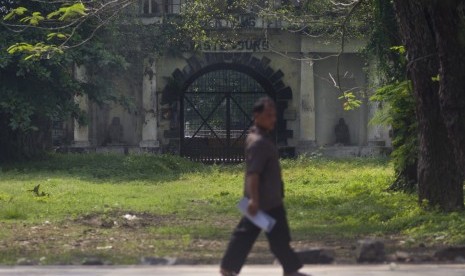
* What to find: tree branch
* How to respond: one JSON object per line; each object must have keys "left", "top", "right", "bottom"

{"left": 336, "top": 0, "right": 363, "bottom": 94}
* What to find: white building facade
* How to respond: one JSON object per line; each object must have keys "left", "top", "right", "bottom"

{"left": 65, "top": 1, "right": 391, "bottom": 161}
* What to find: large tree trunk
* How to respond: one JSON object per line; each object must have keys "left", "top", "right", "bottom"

{"left": 393, "top": 0, "right": 463, "bottom": 211}
{"left": 430, "top": 0, "right": 465, "bottom": 173}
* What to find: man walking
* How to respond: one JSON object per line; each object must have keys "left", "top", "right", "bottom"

{"left": 220, "top": 97, "right": 308, "bottom": 276}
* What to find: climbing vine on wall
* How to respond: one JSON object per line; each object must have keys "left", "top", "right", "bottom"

{"left": 365, "top": 0, "right": 418, "bottom": 192}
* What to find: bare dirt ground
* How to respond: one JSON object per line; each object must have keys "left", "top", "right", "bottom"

{"left": 0, "top": 211, "right": 443, "bottom": 266}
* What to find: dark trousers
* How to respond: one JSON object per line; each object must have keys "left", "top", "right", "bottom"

{"left": 220, "top": 205, "right": 302, "bottom": 274}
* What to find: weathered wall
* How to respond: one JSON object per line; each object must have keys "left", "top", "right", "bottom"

{"left": 72, "top": 31, "right": 391, "bottom": 156}
{"left": 313, "top": 53, "right": 367, "bottom": 146}
{"left": 154, "top": 32, "right": 303, "bottom": 149}
{"left": 156, "top": 53, "right": 187, "bottom": 147}
{"left": 153, "top": 35, "right": 374, "bottom": 151}
{"left": 255, "top": 51, "right": 301, "bottom": 147}
{"left": 89, "top": 61, "right": 144, "bottom": 146}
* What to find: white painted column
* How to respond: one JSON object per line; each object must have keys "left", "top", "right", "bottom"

{"left": 139, "top": 58, "right": 160, "bottom": 148}
{"left": 297, "top": 58, "right": 317, "bottom": 153}
{"left": 73, "top": 65, "right": 90, "bottom": 147}
{"left": 367, "top": 102, "right": 381, "bottom": 141}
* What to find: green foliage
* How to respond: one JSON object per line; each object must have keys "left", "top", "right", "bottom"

{"left": 366, "top": 0, "right": 417, "bottom": 192}
{"left": 3, "top": 2, "right": 89, "bottom": 57}
{"left": 0, "top": 92, "right": 35, "bottom": 131}
{"left": 3, "top": 7, "right": 28, "bottom": 20}
{"left": 1, "top": 0, "right": 185, "bottom": 161}
{"left": 7, "top": 42, "right": 64, "bottom": 60}
{"left": 1, "top": 27, "right": 82, "bottom": 124}
{"left": 370, "top": 80, "right": 418, "bottom": 189}
{"left": 365, "top": 0, "right": 404, "bottom": 81}
{"left": 0, "top": 0, "right": 112, "bottom": 159}
{"left": 339, "top": 91, "right": 363, "bottom": 111}
{"left": 19, "top": 11, "right": 45, "bottom": 26}
{"left": 46, "top": 33, "right": 69, "bottom": 41}
{"left": 370, "top": 80, "right": 412, "bottom": 125}
{"left": 46, "top": 3, "right": 87, "bottom": 21}
{"left": 390, "top": 45, "right": 406, "bottom": 55}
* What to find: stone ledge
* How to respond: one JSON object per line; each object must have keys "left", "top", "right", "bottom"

{"left": 72, "top": 141, "right": 90, "bottom": 148}
{"left": 296, "top": 141, "right": 316, "bottom": 155}
{"left": 298, "top": 146, "right": 392, "bottom": 158}
{"left": 57, "top": 146, "right": 161, "bottom": 155}
{"left": 139, "top": 140, "right": 160, "bottom": 148}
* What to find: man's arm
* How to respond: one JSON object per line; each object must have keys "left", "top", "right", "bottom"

{"left": 246, "top": 173, "right": 260, "bottom": 216}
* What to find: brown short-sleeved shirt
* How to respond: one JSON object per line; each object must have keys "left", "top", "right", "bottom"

{"left": 244, "top": 126, "right": 284, "bottom": 210}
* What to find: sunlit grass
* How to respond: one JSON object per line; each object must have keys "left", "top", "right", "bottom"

{"left": 0, "top": 153, "right": 464, "bottom": 264}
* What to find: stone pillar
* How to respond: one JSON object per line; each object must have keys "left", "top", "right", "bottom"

{"left": 139, "top": 58, "right": 160, "bottom": 148}
{"left": 297, "top": 58, "right": 317, "bottom": 153}
{"left": 73, "top": 65, "right": 90, "bottom": 147}
{"left": 358, "top": 96, "right": 369, "bottom": 146}
{"left": 366, "top": 61, "right": 390, "bottom": 147}
{"left": 367, "top": 101, "right": 389, "bottom": 146}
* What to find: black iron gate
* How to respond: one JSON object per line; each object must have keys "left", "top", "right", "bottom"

{"left": 181, "top": 69, "right": 269, "bottom": 162}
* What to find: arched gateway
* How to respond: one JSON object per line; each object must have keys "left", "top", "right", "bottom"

{"left": 181, "top": 65, "right": 269, "bottom": 162}
{"left": 163, "top": 54, "right": 294, "bottom": 162}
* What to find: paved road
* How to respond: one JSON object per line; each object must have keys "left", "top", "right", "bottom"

{"left": 0, "top": 265, "right": 465, "bottom": 276}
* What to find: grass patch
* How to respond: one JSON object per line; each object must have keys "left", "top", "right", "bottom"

{"left": 0, "top": 205, "right": 28, "bottom": 220}
{"left": 0, "top": 153, "right": 463, "bottom": 264}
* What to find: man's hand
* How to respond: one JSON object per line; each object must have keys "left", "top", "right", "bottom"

{"left": 247, "top": 199, "right": 259, "bottom": 216}
{"left": 246, "top": 173, "right": 260, "bottom": 216}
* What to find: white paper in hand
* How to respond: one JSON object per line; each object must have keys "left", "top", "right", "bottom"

{"left": 237, "top": 197, "right": 276, "bottom": 233}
